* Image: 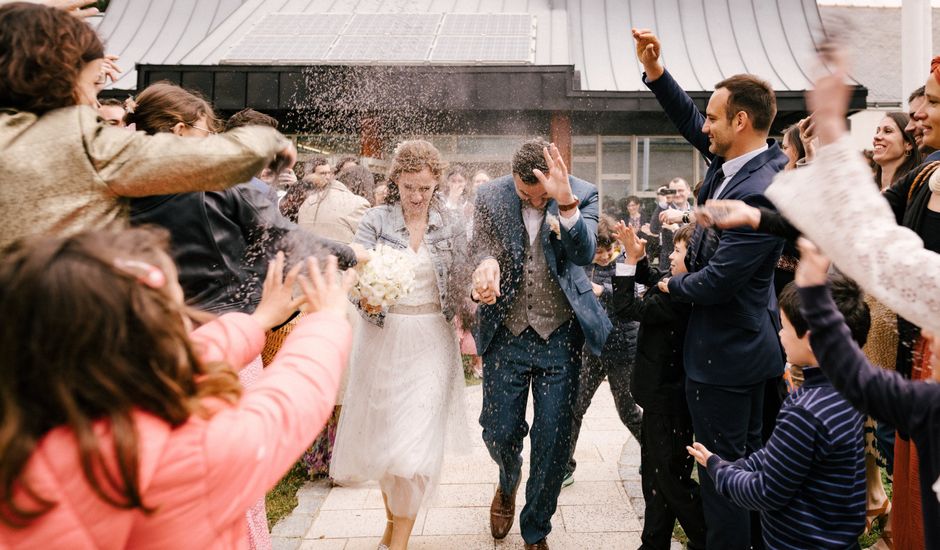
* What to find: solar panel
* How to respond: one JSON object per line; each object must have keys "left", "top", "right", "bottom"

{"left": 250, "top": 13, "right": 350, "bottom": 36}
{"left": 224, "top": 35, "right": 337, "bottom": 63}
{"left": 346, "top": 13, "right": 441, "bottom": 36}
{"left": 327, "top": 35, "right": 434, "bottom": 62}
{"left": 440, "top": 14, "right": 533, "bottom": 36}
{"left": 430, "top": 35, "right": 533, "bottom": 63}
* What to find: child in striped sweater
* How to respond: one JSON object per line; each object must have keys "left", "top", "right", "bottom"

{"left": 687, "top": 276, "right": 870, "bottom": 549}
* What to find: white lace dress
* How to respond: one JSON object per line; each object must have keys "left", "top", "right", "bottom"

{"left": 330, "top": 244, "right": 470, "bottom": 517}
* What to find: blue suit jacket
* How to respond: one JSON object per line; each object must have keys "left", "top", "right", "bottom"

{"left": 470, "top": 175, "right": 612, "bottom": 356}
{"left": 646, "top": 69, "right": 786, "bottom": 386}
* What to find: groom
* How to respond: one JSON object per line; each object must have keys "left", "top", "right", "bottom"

{"left": 470, "top": 139, "right": 611, "bottom": 549}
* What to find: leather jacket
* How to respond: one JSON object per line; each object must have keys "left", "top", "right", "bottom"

{"left": 131, "top": 178, "right": 356, "bottom": 315}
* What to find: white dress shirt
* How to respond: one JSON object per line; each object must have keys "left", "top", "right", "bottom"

{"left": 712, "top": 144, "right": 768, "bottom": 199}
{"left": 522, "top": 205, "right": 580, "bottom": 246}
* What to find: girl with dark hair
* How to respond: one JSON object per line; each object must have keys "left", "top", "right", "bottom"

{"left": 0, "top": 228, "right": 353, "bottom": 548}
{"left": 873, "top": 112, "right": 920, "bottom": 190}
{"left": 0, "top": 3, "right": 296, "bottom": 253}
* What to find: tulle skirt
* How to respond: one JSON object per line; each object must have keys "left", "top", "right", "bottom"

{"left": 330, "top": 311, "right": 470, "bottom": 517}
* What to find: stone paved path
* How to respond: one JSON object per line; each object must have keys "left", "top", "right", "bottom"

{"left": 272, "top": 382, "right": 682, "bottom": 549}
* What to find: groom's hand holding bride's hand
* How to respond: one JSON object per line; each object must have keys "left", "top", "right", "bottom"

{"left": 472, "top": 258, "right": 501, "bottom": 305}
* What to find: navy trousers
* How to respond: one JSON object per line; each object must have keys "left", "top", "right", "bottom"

{"left": 685, "top": 378, "right": 765, "bottom": 550}
{"left": 480, "top": 322, "right": 582, "bottom": 544}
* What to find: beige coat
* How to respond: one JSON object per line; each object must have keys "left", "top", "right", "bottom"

{"left": 0, "top": 105, "right": 288, "bottom": 252}
{"left": 296, "top": 180, "right": 370, "bottom": 244}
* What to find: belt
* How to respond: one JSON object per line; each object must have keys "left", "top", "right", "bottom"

{"left": 388, "top": 303, "right": 442, "bottom": 315}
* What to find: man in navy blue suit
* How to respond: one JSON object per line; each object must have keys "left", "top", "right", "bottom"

{"left": 633, "top": 29, "right": 787, "bottom": 549}
{"left": 470, "top": 140, "right": 611, "bottom": 550}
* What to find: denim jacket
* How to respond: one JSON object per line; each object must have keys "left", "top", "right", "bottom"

{"left": 353, "top": 200, "right": 471, "bottom": 327}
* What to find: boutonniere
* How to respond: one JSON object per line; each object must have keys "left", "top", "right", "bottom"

{"left": 545, "top": 213, "right": 561, "bottom": 239}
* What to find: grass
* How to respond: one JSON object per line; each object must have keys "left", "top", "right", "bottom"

{"left": 463, "top": 354, "right": 482, "bottom": 386}
{"left": 265, "top": 461, "right": 309, "bottom": 529}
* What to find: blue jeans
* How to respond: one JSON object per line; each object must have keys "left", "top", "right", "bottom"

{"left": 480, "top": 322, "right": 582, "bottom": 544}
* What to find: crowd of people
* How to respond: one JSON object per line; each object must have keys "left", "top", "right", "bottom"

{"left": 2, "top": 2, "right": 940, "bottom": 550}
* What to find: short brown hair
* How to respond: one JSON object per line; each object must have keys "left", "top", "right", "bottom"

{"left": 225, "top": 108, "right": 278, "bottom": 131}
{"left": 673, "top": 223, "right": 695, "bottom": 246}
{"left": 714, "top": 74, "right": 777, "bottom": 133}
{"left": 0, "top": 3, "right": 104, "bottom": 114}
{"left": 596, "top": 214, "right": 616, "bottom": 248}
{"left": 126, "top": 82, "right": 220, "bottom": 135}
{"left": 0, "top": 228, "right": 242, "bottom": 526}
{"left": 512, "top": 139, "right": 550, "bottom": 185}
{"left": 337, "top": 165, "right": 375, "bottom": 204}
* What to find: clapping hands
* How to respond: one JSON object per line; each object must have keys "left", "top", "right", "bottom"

{"left": 613, "top": 221, "right": 647, "bottom": 263}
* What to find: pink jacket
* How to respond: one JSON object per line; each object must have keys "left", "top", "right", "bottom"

{"left": 0, "top": 311, "right": 350, "bottom": 549}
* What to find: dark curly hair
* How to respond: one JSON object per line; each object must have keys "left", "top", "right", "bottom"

{"left": 0, "top": 2, "right": 105, "bottom": 114}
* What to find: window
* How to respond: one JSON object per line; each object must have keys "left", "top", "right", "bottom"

{"left": 637, "top": 137, "right": 700, "bottom": 193}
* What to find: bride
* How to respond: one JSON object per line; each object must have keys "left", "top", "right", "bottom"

{"left": 330, "top": 140, "right": 471, "bottom": 550}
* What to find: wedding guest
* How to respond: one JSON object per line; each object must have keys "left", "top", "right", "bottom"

{"left": 337, "top": 164, "right": 376, "bottom": 206}
{"left": 613, "top": 223, "right": 706, "bottom": 550}
{"left": 624, "top": 195, "right": 645, "bottom": 231}
{"left": 97, "top": 98, "right": 126, "bottom": 127}
{"left": 0, "top": 2, "right": 296, "bottom": 254}
{"left": 872, "top": 112, "right": 919, "bottom": 190}
{"left": 472, "top": 169, "right": 491, "bottom": 190}
{"left": 297, "top": 171, "right": 370, "bottom": 244}
{"left": 330, "top": 140, "right": 471, "bottom": 550}
{"left": 282, "top": 158, "right": 333, "bottom": 222}
{"left": 633, "top": 27, "right": 786, "bottom": 549}
{"left": 443, "top": 164, "right": 472, "bottom": 215}
{"left": 374, "top": 183, "right": 389, "bottom": 206}
{"left": 688, "top": 273, "right": 869, "bottom": 550}
{"left": 336, "top": 155, "right": 359, "bottom": 173}
{"left": 0, "top": 228, "right": 353, "bottom": 548}
{"left": 563, "top": 215, "right": 642, "bottom": 487}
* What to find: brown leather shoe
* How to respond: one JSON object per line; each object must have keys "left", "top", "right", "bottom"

{"left": 524, "top": 538, "right": 549, "bottom": 549}
{"left": 489, "top": 484, "right": 517, "bottom": 539}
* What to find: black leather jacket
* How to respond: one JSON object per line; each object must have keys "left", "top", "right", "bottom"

{"left": 131, "top": 178, "right": 356, "bottom": 315}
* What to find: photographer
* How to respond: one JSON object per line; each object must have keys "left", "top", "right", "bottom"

{"left": 649, "top": 177, "right": 693, "bottom": 267}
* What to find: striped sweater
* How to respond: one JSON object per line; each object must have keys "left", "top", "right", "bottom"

{"left": 706, "top": 367, "right": 866, "bottom": 549}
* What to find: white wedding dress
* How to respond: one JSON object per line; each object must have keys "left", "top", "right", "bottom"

{"left": 330, "top": 244, "right": 470, "bottom": 517}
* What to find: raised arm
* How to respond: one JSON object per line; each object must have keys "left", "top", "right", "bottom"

{"left": 82, "top": 108, "right": 295, "bottom": 198}
{"left": 633, "top": 29, "right": 713, "bottom": 159}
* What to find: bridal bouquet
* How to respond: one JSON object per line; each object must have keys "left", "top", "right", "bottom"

{"left": 350, "top": 244, "right": 417, "bottom": 312}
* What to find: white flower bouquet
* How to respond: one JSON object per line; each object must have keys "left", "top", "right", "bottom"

{"left": 350, "top": 244, "right": 417, "bottom": 313}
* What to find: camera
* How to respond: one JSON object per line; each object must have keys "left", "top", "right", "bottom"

{"left": 657, "top": 186, "right": 677, "bottom": 196}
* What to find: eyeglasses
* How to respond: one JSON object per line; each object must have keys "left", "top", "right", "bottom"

{"left": 186, "top": 122, "right": 216, "bottom": 136}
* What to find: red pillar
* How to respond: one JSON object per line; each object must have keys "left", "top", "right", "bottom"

{"left": 550, "top": 111, "right": 572, "bottom": 169}
{"left": 360, "top": 116, "right": 382, "bottom": 158}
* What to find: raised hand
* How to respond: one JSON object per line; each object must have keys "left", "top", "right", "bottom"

{"left": 251, "top": 251, "right": 305, "bottom": 330}
{"left": 695, "top": 199, "right": 761, "bottom": 230}
{"left": 298, "top": 255, "right": 357, "bottom": 315}
{"left": 631, "top": 28, "right": 664, "bottom": 81}
{"left": 271, "top": 141, "right": 298, "bottom": 174}
{"left": 794, "top": 238, "right": 831, "bottom": 288}
{"left": 532, "top": 143, "right": 575, "bottom": 208}
{"left": 472, "top": 258, "right": 501, "bottom": 305}
{"left": 40, "top": 0, "right": 100, "bottom": 17}
{"left": 806, "top": 40, "right": 851, "bottom": 146}
{"left": 613, "top": 221, "right": 646, "bottom": 262}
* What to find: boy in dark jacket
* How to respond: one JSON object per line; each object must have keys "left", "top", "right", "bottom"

{"left": 564, "top": 215, "right": 643, "bottom": 486}
{"left": 612, "top": 222, "right": 706, "bottom": 550}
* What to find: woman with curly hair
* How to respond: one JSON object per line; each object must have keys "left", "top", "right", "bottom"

{"left": 0, "top": 2, "right": 295, "bottom": 253}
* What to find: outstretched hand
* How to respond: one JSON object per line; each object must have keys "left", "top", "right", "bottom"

{"left": 686, "top": 442, "right": 714, "bottom": 468}
{"left": 251, "top": 252, "right": 305, "bottom": 331}
{"left": 39, "top": 0, "right": 100, "bottom": 17}
{"left": 695, "top": 200, "right": 761, "bottom": 230}
{"left": 631, "top": 28, "right": 664, "bottom": 81}
{"left": 298, "top": 255, "right": 357, "bottom": 316}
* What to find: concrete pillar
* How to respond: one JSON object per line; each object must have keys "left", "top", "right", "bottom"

{"left": 902, "top": 0, "right": 932, "bottom": 108}
{"left": 549, "top": 111, "right": 572, "bottom": 169}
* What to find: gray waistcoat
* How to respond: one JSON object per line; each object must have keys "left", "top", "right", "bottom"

{"left": 504, "top": 232, "right": 573, "bottom": 339}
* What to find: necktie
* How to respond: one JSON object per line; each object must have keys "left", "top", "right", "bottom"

{"left": 709, "top": 167, "right": 726, "bottom": 200}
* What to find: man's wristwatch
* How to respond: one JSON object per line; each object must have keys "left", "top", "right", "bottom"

{"left": 558, "top": 195, "right": 580, "bottom": 213}
{"left": 681, "top": 212, "right": 690, "bottom": 224}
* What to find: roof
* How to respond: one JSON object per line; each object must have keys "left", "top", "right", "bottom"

{"left": 820, "top": 5, "right": 940, "bottom": 104}
{"left": 96, "top": 0, "right": 841, "bottom": 94}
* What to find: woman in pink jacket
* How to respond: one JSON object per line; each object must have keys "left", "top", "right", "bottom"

{"left": 0, "top": 227, "right": 353, "bottom": 549}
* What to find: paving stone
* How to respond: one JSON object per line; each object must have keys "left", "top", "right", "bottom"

{"left": 306, "top": 509, "right": 390, "bottom": 538}
{"left": 320, "top": 486, "right": 371, "bottom": 510}
{"left": 297, "top": 539, "right": 347, "bottom": 550}
{"left": 271, "top": 536, "right": 302, "bottom": 550}
{"left": 432, "top": 483, "right": 496, "bottom": 508}
{"left": 560, "top": 504, "right": 642, "bottom": 532}
{"left": 272, "top": 514, "right": 315, "bottom": 538}
{"left": 408, "top": 534, "right": 496, "bottom": 549}
{"left": 556, "top": 481, "right": 627, "bottom": 506}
